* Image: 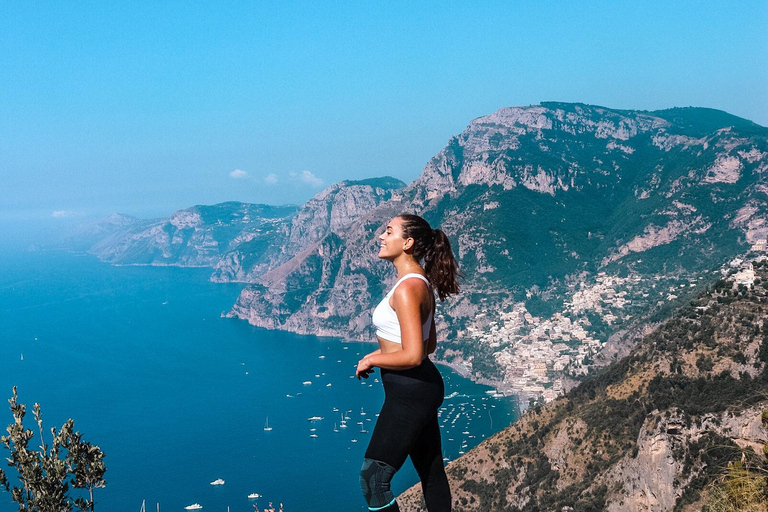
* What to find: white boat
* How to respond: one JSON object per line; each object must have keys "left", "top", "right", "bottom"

{"left": 307, "top": 416, "right": 323, "bottom": 421}
{"left": 326, "top": 383, "right": 332, "bottom": 387}
{"left": 310, "top": 434, "right": 318, "bottom": 438}
{"left": 333, "top": 423, "right": 339, "bottom": 432}
{"left": 263, "top": 417, "right": 273, "bottom": 431}
{"left": 210, "top": 478, "right": 225, "bottom": 485}
{"left": 248, "top": 493, "right": 261, "bottom": 499}
{"left": 302, "top": 381, "right": 312, "bottom": 385}
{"left": 184, "top": 505, "right": 203, "bottom": 511}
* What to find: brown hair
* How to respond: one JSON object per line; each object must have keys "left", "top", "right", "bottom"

{"left": 398, "top": 213, "right": 461, "bottom": 301}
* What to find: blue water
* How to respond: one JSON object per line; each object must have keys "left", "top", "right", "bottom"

{"left": 0, "top": 250, "right": 518, "bottom": 511}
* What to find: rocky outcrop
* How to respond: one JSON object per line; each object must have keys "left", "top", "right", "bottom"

{"left": 86, "top": 202, "right": 298, "bottom": 267}
{"left": 212, "top": 177, "right": 406, "bottom": 283}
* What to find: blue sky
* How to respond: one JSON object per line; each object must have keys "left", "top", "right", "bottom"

{"left": 1, "top": 1, "right": 766, "bottom": 224}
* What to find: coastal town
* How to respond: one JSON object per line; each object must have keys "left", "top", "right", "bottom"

{"left": 454, "top": 242, "right": 767, "bottom": 404}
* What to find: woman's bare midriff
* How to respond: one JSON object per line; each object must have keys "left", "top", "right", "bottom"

{"left": 377, "top": 337, "right": 429, "bottom": 360}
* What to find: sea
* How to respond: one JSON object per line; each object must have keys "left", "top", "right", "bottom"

{"left": 0, "top": 248, "right": 518, "bottom": 512}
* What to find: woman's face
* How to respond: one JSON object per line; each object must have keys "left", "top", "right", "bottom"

{"left": 378, "top": 217, "right": 409, "bottom": 260}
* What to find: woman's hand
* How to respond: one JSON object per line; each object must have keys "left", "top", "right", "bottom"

{"left": 356, "top": 356, "right": 375, "bottom": 380}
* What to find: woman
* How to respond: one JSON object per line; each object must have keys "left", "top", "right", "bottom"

{"left": 356, "top": 214, "right": 460, "bottom": 512}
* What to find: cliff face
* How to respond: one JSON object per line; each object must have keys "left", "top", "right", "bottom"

{"left": 399, "top": 259, "right": 768, "bottom": 511}
{"left": 226, "top": 177, "right": 410, "bottom": 339}
{"left": 229, "top": 103, "right": 768, "bottom": 397}
{"left": 211, "top": 177, "right": 406, "bottom": 283}
{"left": 85, "top": 202, "right": 298, "bottom": 267}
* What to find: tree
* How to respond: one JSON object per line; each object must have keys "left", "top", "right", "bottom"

{"left": 64, "top": 426, "right": 106, "bottom": 512}
{"left": 0, "top": 387, "right": 106, "bottom": 512}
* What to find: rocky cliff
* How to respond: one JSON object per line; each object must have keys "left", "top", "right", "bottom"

{"left": 211, "top": 177, "right": 406, "bottom": 283}
{"left": 399, "top": 258, "right": 768, "bottom": 511}
{"left": 229, "top": 103, "right": 768, "bottom": 398}
{"left": 84, "top": 202, "right": 298, "bottom": 267}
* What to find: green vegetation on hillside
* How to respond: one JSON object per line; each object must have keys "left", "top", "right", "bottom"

{"left": 437, "top": 259, "right": 768, "bottom": 511}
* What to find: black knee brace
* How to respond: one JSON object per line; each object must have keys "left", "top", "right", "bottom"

{"left": 360, "top": 458, "right": 399, "bottom": 511}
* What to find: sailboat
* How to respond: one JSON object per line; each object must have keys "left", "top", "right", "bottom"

{"left": 339, "top": 411, "right": 348, "bottom": 428}
{"left": 140, "top": 501, "right": 159, "bottom": 512}
{"left": 333, "top": 423, "right": 339, "bottom": 432}
{"left": 263, "top": 417, "right": 273, "bottom": 431}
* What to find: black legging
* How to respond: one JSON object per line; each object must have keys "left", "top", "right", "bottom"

{"left": 362, "top": 358, "right": 451, "bottom": 511}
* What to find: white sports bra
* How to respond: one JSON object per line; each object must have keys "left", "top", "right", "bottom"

{"left": 372, "top": 273, "right": 433, "bottom": 344}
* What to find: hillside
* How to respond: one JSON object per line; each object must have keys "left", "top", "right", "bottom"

{"left": 80, "top": 202, "right": 299, "bottom": 267}
{"left": 399, "top": 257, "right": 768, "bottom": 511}
{"left": 228, "top": 102, "right": 768, "bottom": 400}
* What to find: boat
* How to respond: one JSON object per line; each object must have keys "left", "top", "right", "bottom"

{"left": 263, "top": 417, "right": 273, "bottom": 431}
{"left": 307, "top": 416, "right": 323, "bottom": 421}
{"left": 333, "top": 423, "right": 339, "bottom": 432}
{"left": 310, "top": 434, "right": 318, "bottom": 438}
{"left": 326, "top": 383, "right": 332, "bottom": 387}
{"left": 302, "top": 381, "right": 312, "bottom": 385}
{"left": 248, "top": 493, "right": 262, "bottom": 499}
{"left": 210, "top": 478, "right": 225, "bottom": 485}
{"left": 184, "top": 505, "right": 203, "bottom": 511}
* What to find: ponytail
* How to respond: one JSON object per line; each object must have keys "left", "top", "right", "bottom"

{"left": 397, "top": 214, "right": 461, "bottom": 301}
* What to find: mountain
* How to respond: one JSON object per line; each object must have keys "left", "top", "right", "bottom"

{"left": 211, "top": 177, "right": 406, "bottom": 283}
{"left": 228, "top": 102, "right": 768, "bottom": 399}
{"left": 84, "top": 202, "right": 298, "bottom": 267}
{"left": 399, "top": 257, "right": 768, "bottom": 511}
{"left": 63, "top": 213, "right": 145, "bottom": 252}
